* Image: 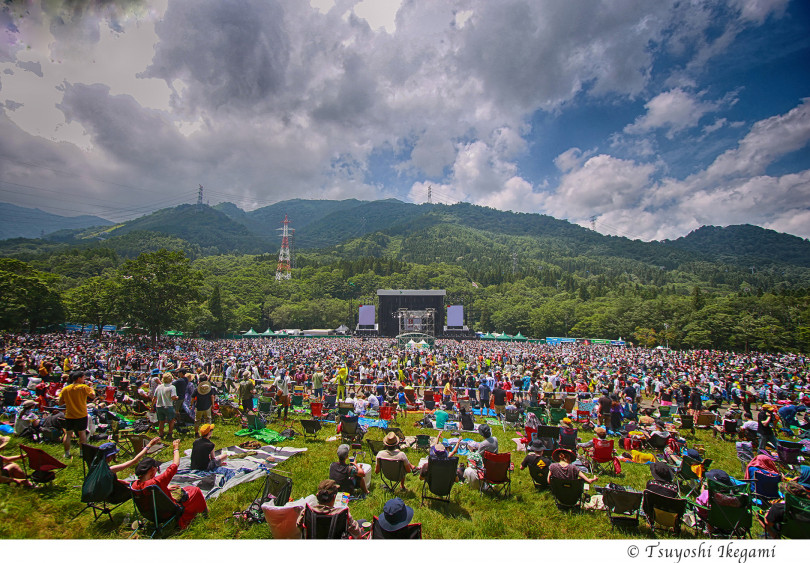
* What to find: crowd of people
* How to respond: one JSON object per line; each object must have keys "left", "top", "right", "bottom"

{"left": 1, "top": 331, "right": 809, "bottom": 538}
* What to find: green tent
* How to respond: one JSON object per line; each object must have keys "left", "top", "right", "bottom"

{"left": 495, "top": 333, "right": 513, "bottom": 341}
{"left": 243, "top": 328, "right": 259, "bottom": 336}
{"left": 480, "top": 332, "right": 495, "bottom": 340}
{"left": 513, "top": 332, "right": 528, "bottom": 341}
{"left": 259, "top": 328, "right": 275, "bottom": 336}
{"left": 164, "top": 330, "right": 184, "bottom": 336}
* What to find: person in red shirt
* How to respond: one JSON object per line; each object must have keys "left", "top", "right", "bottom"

{"left": 131, "top": 439, "right": 208, "bottom": 529}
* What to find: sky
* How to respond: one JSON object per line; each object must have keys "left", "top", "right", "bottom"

{"left": 0, "top": 0, "right": 809, "bottom": 241}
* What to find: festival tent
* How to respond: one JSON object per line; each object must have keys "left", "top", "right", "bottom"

{"left": 259, "top": 328, "right": 275, "bottom": 336}
{"left": 495, "top": 333, "right": 513, "bottom": 341}
{"left": 513, "top": 332, "right": 528, "bottom": 341}
{"left": 243, "top": 328, "right": 259, "bottom": 336}
{"left": 480, "top": 332, "right": 495, "bottom": 340}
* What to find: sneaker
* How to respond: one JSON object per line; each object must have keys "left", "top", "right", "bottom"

{"left": 63, "top": 452, "right": 71, "bottom": 459}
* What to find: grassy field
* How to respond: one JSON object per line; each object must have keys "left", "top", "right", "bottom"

{"left": 0, "top": 407, "right": 764, "bottom": 540}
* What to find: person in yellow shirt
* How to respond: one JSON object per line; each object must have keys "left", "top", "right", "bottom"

{"left": 58, "top": 371, "right": 95, "bottom": 459}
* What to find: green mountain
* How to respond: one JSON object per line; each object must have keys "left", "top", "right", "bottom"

{"left": 0, "top": 202, "right": 112, "bottom": 240}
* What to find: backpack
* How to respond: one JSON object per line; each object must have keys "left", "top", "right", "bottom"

{"left": 81, "top": 452, "right": 116, "bottom": 503}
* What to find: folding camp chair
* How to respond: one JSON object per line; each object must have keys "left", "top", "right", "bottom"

{"left": 647, "top": 434, "right": 669, "bottom": 451}
{"left": 340, "top": 415, "right": 365, "bottom": 443}
{"left": 527, "top": 458, "right": 550, "bottom": 490}
{"left": 587, "top": 438, "right": 618, "bottom": 476}
{"left": 130, "top": 485, "right": 184, "bottom": 539}
{"left": 310, "top": 402, "right": 323, "bottom": 419}
{"left": 547, "top": 396, "right": 564, "bottom": 409}
{"left": 378, "top": 405, "right": 395, "bottom": 421}
{"left": 378, "top": 458, "right": 407, "bottom": 493}
{"left": 657, "top": 406, "right": 671, "bottom": 418}
{"left": 127, "top": 434, "right": 165, "bottom": 457}
{"left": 775, "top": 440, "right": 804, "bottom": 476}
{"left": 643, "top": 490, "right": 687, "bottom": 536}
{"left": 747, "top": 466, "right": 781, "bottom": 510}
{"left": 549, "top": 407, "right": 567, "bottom": 425}
{"left": 781, "top": 492, "right": 810, "bottom": 539}
{"left": 291, "top": 394, "right": 304, "bottom": 408}
{"left": 300, "top": 419, "right": 323, "bottom": 440}
{"left": 713, "top": 419, "right": 738, "bottom": 441}
{"left": 423, "top": 399, "right": 436, "bottom": 411}
{"left": 549, "top": 478, "right": 585, "bottom": 511}
{"left": 480, "top": 451, "right": 512, "bottom": 499}
{"left": 323, "top": 394, "right": 337, "bottom": 411}
{"left": 691, "top": 479, "right": 752, "bottom": 539}
{"left": 563, "top": 396, "right": 576, "bottom": 414}
{"left": 18, "top": 444, "right": 66, "bottom": 485}
{"left": 338, "top": 402, "right": 354, "bottom": 416}
{"left": 366, "top": 439, "right": 385, "bottom": 457}
{"left": 558, "top": 427, "right": 578, "bottom": 450}
{"left": 300, "top": 505, "right": 350, "bottom": 539}
{"left": 251, "top": 470, "right": 293, "bottom": 510}
{"left": 574, "top": 410, "right": 591, "bottom": 425}
{"left": 420, "top": 456, "right": 459, "bottom": 505}
{"left": 258, "top": 398, "right": 276, "bottom": 420}
{"left": 601, "top": 486, "right": 644, "bottom": 530}
{"left": 676, "top": 456, "right": 711, "bottom": 498}
{"left": 678, "top": 414, "right": 695, "bottom": 435}
{"left": 72, "top": 447, "right": 129, "bottom": 522}
{"left": 736, "top": 441, "right": 754, "bottom": 475}
{"left": 414, "top": 434, "right": 431, "bottom": 453}
{"left": 502, "top": 409, "right": 522, "bottom": 431}
{"left": 526, "top": 406, "right": 548, "bottom": 424}
{"left": 371, "top": 515, "right": 422, "bottom": 539}
{"left": 246, "top": 413, "right": 266, "bottom": 432}
{"left": 694, "top": 412, "right": 718, "bottom": 429}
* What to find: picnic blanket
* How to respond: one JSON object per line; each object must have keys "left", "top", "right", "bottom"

{"left": 235, "top": 427, "right": 287, "bottom": 443}
{"left": 441, "top": 437, "right": 476, "bottom": 457}
{"left": 126, "top": 445, "right": 306, "bottom": 500}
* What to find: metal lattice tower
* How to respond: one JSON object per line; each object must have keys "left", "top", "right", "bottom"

{"left": 275, "top": 214, "right": 294, "bottom": 281}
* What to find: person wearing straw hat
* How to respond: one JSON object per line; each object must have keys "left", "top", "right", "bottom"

{"left": 192, "top": 375, "right": 214, "bottom": 438}
{"left": 375, "top": 432, "right": 416, "bottom": 491}
{"left": 547, "top": 448, "right": 597, "bottom": 485}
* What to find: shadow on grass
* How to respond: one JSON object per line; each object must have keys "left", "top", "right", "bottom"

{"left": 420, "top": 497, "right": 473, "bottom": 520}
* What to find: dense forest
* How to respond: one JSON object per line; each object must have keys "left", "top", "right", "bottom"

{"left": 1, "top": 200, "right": 809, "bottom": 351}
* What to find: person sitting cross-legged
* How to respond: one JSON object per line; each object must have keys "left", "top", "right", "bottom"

{"left": 547, "top": 448, "right": 598, "bottom": 485}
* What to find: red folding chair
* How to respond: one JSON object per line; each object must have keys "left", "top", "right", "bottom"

{"left": 379, "top": 405, "right": 394, "bottom": 421}
{"left": 574, "top": 410, "right": 591, "bottom": 424}
{"left": 19, "top": 444, "right": 67, "bottom": 485}
{"left": 105, "top": 386, "right": 117, "bottom": 404}
{"left": 310, "top": 402, "right": 323, "bottom": 419}
{"left": 480, "top": 451, "right": 513, "bottom": 498}
{"left": 587, "top": 438, "right": 618, "bottom": 476}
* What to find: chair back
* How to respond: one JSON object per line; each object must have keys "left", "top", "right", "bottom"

{"left": 678, "top": 415, "right": 694, "bottom": 430}
{"left": 379, "top": 458, "right": 407, "bottom": 483}
{"left": 563, "top": 396, "right": 576, "bottom": 412}
{"left": 549, "top": 478, "right": 584, "bottom": 509}
{"left": 131, "top": 484, "right": 183, "bottom": 527}
{"left": 366, "top": 439, "right": 385, "bottom": 457}
{"left": 482, "top": 451, "right": 511, "bottom": 485}
{"left": 415, "top": 434, "right": 431, "bottom": 451}
{"left": 603, "top": 487, "right": 643, "bottom": 514}
{"left": 338, "top": 402, "right": 354, "bottom": 415}
{"left": 301, "top": 505, "right": 349, "bottom": 539}
{"left": 424, "top": 456, "right": 459, "bottom": 498}
{"left": 423, "top": 399, "right": 436, "bottom": 410}
{"left": 527, "top": 458, "right": 550, "bottom": 488}
{"left": 747, "top": 466, "right": 781, "bottom": 501}
{"left": 505, "top": 410, "right": 521, "bottom": 423}
{"left": 105, "top": 386, "right": 117, "bottom": 403}
{"left": 260, "top": 471, "right": 293, "bottom": 507}
{"left": 643, "top": 490, "right": 687, "bottom": 533}
{"left": 340, "top": 415, "right": 359, "bottom": 434}
{"left": 549, "top": 408, "right": 567, "bottom": 424}
{"left": 723, "top": 419, "right": 738, "bottom": 433}
{"left": 658, "top": 406, "right": 671, "bottom": 417}
{"left": 777, "top": 441, "right": 802, "bottom": 464}
{"left": 81, "top": 443, "right": 101, "bottom": 478}
{"left": 592, "top": 439, "right": 615, "bottom": 463}
{"left": 559, "top": 427, "right": 578, "bottom": 449}
{"left": 782, "top": 492, "right": 810, "bottom": 539}
{"left": 705, "top": 479, "right": 752, "bottom": 536}
{"left": 300, "top": 419, "right": 322, "bottom": 437}
{"left": 310, "top": 402, "right": 323, "bottom": 418}
{"left": 20, "top": 444, "right": 67, "bottom": 473}
{"left": 247, "top": 414, "right": 265, "bottom": 431}
{"left": 371, "top": 516, "right": 422, "bottom": 539}
{"left": 379, "top": 405, "right": 393, "bottom": 420}
{"left": 695, "top": 412, "right": 717, "bottom": 427}
{"left": 323, "top": 395, "right": 337, "bottom": 409}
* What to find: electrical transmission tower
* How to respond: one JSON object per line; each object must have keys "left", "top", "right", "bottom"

{"left": 590, "top": 215, "right": 597, "bottom": 231}
{"left": 427, "top": 184, "right": 432, "bottom": 204}
{"left": 197, "top": 184, "right": 204, "bottom": 212}
{"left": 275, "top": 214, "right": 294, "bottom": 281}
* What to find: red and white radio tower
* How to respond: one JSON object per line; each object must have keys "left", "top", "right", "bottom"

{"left": 275, "top": 214, "right": 293, "bottom": 281}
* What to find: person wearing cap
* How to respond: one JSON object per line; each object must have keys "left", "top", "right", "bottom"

{"left": 375, "top": 498, "right": 417, "bottom": 536}
{"left": 642, "top": 461, "right": 678, "bottom": 516}
{"left": 519, "top": 439, "right": 552, "bottom": 475}
{"left": 130, "top": 438, "right": 208, "bottom": 530}
{"left": 329, "top": 444, "right": 369, "bottom": 496}
{"left": 273, "top": 368, "right": 292, "bottom": 421}
{"left": 57, "top": 370, "right": 96, "bottom": 459}
{"left": 190, "top": 424, "right": 229, "bottom": 472}
{"left": 547, "top": 448, "right": 597, "bottom": 485}
{"left": 297, "top": 479, "right": 366, "bottom": 538}
{"left": 96, "top": 437, "right": 161, "bottom": 504}
{"left": 375, "top": 432, "right": 417, "bottom": 490}
{"left": 757, "top": 404, "right": 779, "bottom": 452}
{"left": 192, "top": 376, "right": 214, "bottom": 438}
{"left": 154, "top": 373, "right": 178, "bottom": 441}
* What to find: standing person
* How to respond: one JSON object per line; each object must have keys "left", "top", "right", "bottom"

{"left": 238, "top": 371, "right": 256, "bottom": 413}
{"left": 757, "top": 404, "right": 779, "bottom": 452}
{"left": 131, "top": 439, "right": 208, "bottom": 530}
{"left": 172, "top": 370, "right": 189, "bottom": 424}
{"left": 312, "top": 364, "right": 325, "bottom": 400}
{"left": 274, "top": 368, "right": 291, "bottom": 421}
{"left": 492, "top": 383, "right": 507, "bottom": 419}
{"left": 154, "top": 373, "right": 178, "bottom": 440}
{"left": 336, "top": 361, "right": 349, "bottom": 401}
{"left": 192, "top": 376, "right": 214, "bottom": 438}
{"left": 58, "top": 370, "right": 95, "bottom": 459}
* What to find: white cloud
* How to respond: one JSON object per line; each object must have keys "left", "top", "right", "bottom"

{"left": 625, "top": 88, "right": 719, "bottom": 139}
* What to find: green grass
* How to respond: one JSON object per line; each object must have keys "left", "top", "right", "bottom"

{"left": 0, "top": 409, "right": 764, "bottom": 540}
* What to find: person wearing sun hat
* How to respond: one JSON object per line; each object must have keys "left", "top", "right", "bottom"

{"left": 757, "top": 403, "right": 779, "bottom": 452}
{"left": 96, "top": 436, "right": 162, "bottom": 503}
{"left": 192, "top": 375, "right": 214, "bottom": 437}
{"left": 376, "top": 497, "right": 416, "bottom": 534}
{"left": 375, "top": 432, "right": 416, "bottom": 490}
{"left": 547, "top": 448, "right": 597, "bottom": 485}
{"left": 190, "top": 423, "right": 229, "bottom": 471}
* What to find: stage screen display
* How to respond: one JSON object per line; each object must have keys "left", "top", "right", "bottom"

{"left": 358, "top": 305, "right": 376, "bottom": 326}
{"left": 446, "top": 305, "right": 464, "bottom": 327}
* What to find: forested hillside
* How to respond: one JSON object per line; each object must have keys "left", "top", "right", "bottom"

{"left": 1, "top": 199, "right": 809, "bottom": 352}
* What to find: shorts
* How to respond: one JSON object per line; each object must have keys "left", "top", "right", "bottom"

{"left": 195, "top": 408, "right": 212, "bottom": 423}
{"left": 494, "top": 404, "right": 506, "bottom": 415}
{"left": 313, "top": 387, "right": 324, "bottom": 398}
{"left": 156, "top": 406, "right": 175, "bottom": 422}
{"left": 64, "top": 416, "right": 88, "bottom": 433}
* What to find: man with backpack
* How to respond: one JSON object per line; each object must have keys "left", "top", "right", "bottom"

{"left": 238, "top": 371, "right": 256, "bottom": 413}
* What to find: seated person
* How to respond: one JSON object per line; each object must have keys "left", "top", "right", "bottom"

{"left": 367, "top": 393, "right": 380, "bottom": 411}
{"left": 296, "top": 479, "right": 366, "bottom": 538}
{"left": 0, "top": 436, "right": 32, "bottom": 487}
{"left": 642, "top": 420, "right": 670, "bottom": 442}
{"left": 458, "top": 407, "right": 475, "bottom": 431}
{"left": 418, "top": 431, "right": 462, "bottom": 481}
{"left": 467, "top": 424, "right": 498, "bottom": 454}
{"left": 577, "top": 426, "right": 608, "bottom": 450}
{"left": 375, "top": 432, "right": 416, "bottom": 491}
{"left": 547, "top": 448, "right": 598, "bottom": 485}
{"left": 329, "top": 444, "right": 369, "bottom": 496}
{"left": 131, "top": 439, "right": 208, "bottom": 530}
{"left": 375, "top": 497, "right": 417, "bottom": 536}
{"left": 695, "top": 469, "right": 734, "bottom": 519}
{"left": 739, "top": 411, "right": 758, "bottom": 437}
{"left": 520, "top": 439, "right": 552, "bottom": 479}
{"left": 97, "top": 437, "right": 162, "bottom": 503}
{"left": 763, "top": 481, "right": 810, "bottom": 538}
{"left": 14, "top": 400, "right": 42, "bottom": 441}
{"left": 190, "top": 424, "right": 229, "bottom": 471}
{"left": 642, "top": 461, "right": 679, "bottom": 517}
